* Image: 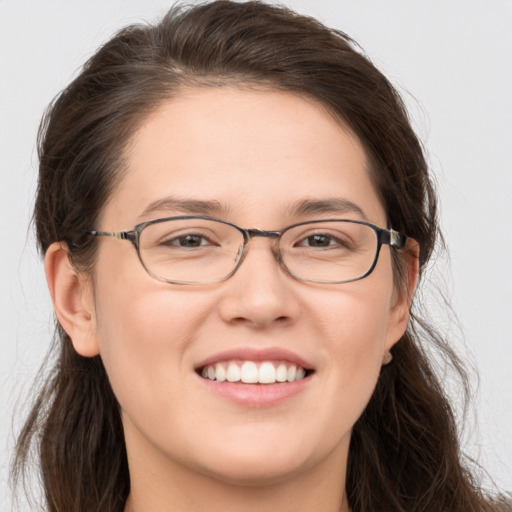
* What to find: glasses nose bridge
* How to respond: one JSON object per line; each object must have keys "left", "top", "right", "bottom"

{"left": 246, "top": 228, "right": 281, "bottom": 240}
{"left": 239, "top": 228, "right": 283, "bottom": 265}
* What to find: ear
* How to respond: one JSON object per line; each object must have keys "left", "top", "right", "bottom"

{"left": 45, "top": 242, "right": 100, "bottom": 357}
{"left": 385, "top": 238, "right": 420, "bottom": 351}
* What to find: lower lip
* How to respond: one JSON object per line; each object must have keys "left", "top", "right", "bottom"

{"left": 197, "top": 374, "right": 312, "bottom": 407}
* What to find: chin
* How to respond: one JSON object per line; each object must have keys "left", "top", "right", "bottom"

{"left": 187, "top": 431, "right": 325, "bottom": 487}
{"left": 197, "top": 454, "right": 312, "bottom": 487}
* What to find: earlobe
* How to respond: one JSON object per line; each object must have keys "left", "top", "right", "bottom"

{"left": 45, "top": 242, "right": 100, "bottom": 357}
{"left": 385, "top": 238, "right": 420, "bottom": 350}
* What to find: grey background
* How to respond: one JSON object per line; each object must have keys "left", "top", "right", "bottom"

{"left": 1, "top": 0, "right": 511, "bottom": 509}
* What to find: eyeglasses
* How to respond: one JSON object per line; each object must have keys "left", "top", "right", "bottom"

{"left": 89, "top": 216, "right": 407, "bottom": 285}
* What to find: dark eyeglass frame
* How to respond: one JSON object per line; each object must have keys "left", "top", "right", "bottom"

{"left": 89, "top": 216, "right": 407, "bottom": 285}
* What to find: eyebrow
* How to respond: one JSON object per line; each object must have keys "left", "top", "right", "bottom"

{"left": 138, "top": 197, "right": 230, "bottom": 220}
{"left": 287, "top": 198, "right": 367, "bottom": 220}
{"left": 138, "top": 196, "right": 367, "bottom": 221}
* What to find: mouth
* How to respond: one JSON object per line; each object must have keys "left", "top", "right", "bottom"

{"left": 197, "top": 360, "right": 314, "bottom": 384}
{"left": 194, "top": 348, "right": 315, "bottom": 406}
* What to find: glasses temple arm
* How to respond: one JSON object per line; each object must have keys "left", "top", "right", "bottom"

{"left": 380, "top": 228, "right": 407, "bottom": 249}
{"left": 89, "top": 230, "right": 138, "bottom": 243}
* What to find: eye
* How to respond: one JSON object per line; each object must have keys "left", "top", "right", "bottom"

{"left": 161, "top": 233, "right": 213, "bottom": 248}
{"left": 299, "top": 234, "right": 337, "bottom": 247}
{"left": 296, "top": 233, "right": 348, "bottom": 249}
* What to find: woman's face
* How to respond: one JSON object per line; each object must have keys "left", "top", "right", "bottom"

{"left": 80, "top": 88, "right": 410, "bottom": 487}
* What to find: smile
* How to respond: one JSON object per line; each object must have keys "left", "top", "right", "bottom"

{"left": 199, "top": 360, "right": 309, "bottom": 384}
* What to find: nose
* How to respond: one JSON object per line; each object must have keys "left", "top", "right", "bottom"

{"left": 217, "top": 238, "right": 301, "bottom": 329}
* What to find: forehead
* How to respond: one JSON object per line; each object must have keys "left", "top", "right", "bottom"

{"left": 103, "top": 87, "right": 386, "bottom": 229}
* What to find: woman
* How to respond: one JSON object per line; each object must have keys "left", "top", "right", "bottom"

{"left": 12, "top": 1, "right": 511, "bottom": 511}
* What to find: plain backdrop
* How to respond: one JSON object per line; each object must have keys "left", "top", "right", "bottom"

{"left": 1, "top": 0, "right": 511, "bottom": 509}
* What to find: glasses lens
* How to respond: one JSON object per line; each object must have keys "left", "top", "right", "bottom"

{"left": 280, "top": 221, "right": 379, "bottom": 283}
{"left": 139, "top": 218, "right": 244, "bottom": 284}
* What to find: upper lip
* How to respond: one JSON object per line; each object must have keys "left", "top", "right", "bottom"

{"left": 194, "top": 347, "right": 314, "bottom": 371}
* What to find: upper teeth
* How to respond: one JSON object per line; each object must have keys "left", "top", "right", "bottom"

{"left": 201, "top": 361, "right": 307, "bottom": 384}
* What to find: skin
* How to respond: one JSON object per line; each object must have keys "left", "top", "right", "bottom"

{"left": 46, "top": 87, "right": 417, "bottom": 512}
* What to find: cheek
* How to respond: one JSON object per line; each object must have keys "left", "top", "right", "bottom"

{"left": 305, "top": 274, "right": 394, "bottom": 422}
{"left": 95, "top": 288, "right": 203, "bottom": 355}
{"left": 309, "top": 269, "right": 394, "bottom": 356}
{"left": 90, "top": 257, "right": 215, "bottom": 414}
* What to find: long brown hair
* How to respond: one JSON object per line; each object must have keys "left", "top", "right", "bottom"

{"left": 13, "top": 2, "right": 511, "bottom": 511}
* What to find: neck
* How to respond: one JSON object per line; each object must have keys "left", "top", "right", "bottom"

{"left": 125, "top": 475, "right": 350, "bottom": 512}
{"left": 124, "top": 443, "right": 351, "bottom": 512}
